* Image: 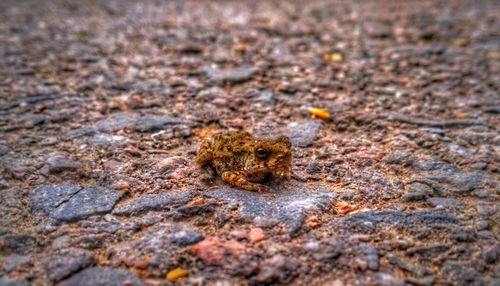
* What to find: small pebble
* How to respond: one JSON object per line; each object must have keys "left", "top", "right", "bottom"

{"left": 248, "top": 228, "right": 266, "bottom": 244}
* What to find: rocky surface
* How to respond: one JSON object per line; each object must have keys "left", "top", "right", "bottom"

{"left": 0, "top": 0, "right": 498, "bottom": 285}
{"left": 31, "top": 185, "right": 123, "bottom": 223}
{"left": 58, "top": 267, "right": 146, "bottom": 286}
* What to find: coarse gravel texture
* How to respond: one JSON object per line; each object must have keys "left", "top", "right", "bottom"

{"left": 0, "top": 0, "right": 499, "bottom": 285}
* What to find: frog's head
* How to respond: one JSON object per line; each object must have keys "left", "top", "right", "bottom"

{"left": 247, "top": 135, "right": 292, "bottom": 181}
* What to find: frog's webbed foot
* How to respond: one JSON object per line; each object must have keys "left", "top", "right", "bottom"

{"left": 221, "top": 171, "right": 267, "bottom": 192}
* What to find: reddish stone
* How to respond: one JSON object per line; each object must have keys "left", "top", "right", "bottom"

{"left": 191, "top": 237, "right": 247, "bottom": 266}
{"left": 191, "top": 237, "right": 225, "bottom": 266}
{"left": 229, "top": 230, "right": 248, "bottom": 240}
{"left": 224, "top": 240, "right": 246, "bottom": 256}
{"left": 248, "top": 228, "right": 266, "bottom": 244}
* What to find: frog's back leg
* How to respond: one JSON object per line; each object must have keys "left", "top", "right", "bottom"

{"left": 221, "top": 171, "right": 267, "bottom": 192}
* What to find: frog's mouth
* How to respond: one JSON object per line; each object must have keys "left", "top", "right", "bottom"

{"left": 273, "top": 168, "right": 291, "bottom": 181}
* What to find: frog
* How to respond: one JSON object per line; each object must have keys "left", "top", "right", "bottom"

{"left": 197, "top": 130, "right": 292, "bottom": 192}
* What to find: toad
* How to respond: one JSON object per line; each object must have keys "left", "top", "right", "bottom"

{"left": 197, "top": 131, "right": 292, "bottom": 191}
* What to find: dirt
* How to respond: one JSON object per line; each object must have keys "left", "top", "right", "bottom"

{"left": 0, "top": 0, "right": 499, "bottom": 285}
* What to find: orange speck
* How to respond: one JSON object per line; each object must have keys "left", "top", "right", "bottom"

{"left": 309, "top": 107, "right": 330, "bottom": 120}
{"left": 336, "top": 201, "right": 356, "bottom": 216}
{"left": 166, "top": 267, "right": 188, "bottom": 281}
{"left": 187, "top": 197, "right": 205, "bottom": 207}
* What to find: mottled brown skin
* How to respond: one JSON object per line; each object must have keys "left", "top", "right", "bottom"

{"left": 197, "top": 131, "right": 292, "bottom": 192}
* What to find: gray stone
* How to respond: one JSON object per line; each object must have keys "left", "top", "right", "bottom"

{"left": 66, "top": 127, "right": 97, "bottom": 139}
{"left": 130, "top": 80, "right": 169, "bottom": 93}
{"left": 359, "top": 245, "right": 379, "bottom": 271}
{"left": 375, "top": 273, "right": 405, "bottom": 286}
{"left": 339, "top": 211, "right": 460, "bottom": 233}
{"left": 17, "top": 114, "right": 45, "bottom": 128}
{"left": 0, "top": 278, "right": 29, "bottom": 286}
{"left": 87, "top": 134, "right": 127, "bottom": 148}
{"left": 252, "top": 90, "right": 277, "bottom": 104}
{"left": 198, "top": 86, "right": 228, "bottom": 99}
{"left": 470, "top": 162, "right": 488, "bottom": 170}
{"left": 388, "top": 254, "right": 429, "bottom": 276}
{"left": 406, "top": 244, "right": 450, "bottom": 256}
{"left": 45, "top": 155, "right": 79, "bottom": 173}
{"left": 113, "top": 192, "right": 192, "bottom": 216}
{"left": 415, "top": 160, "right": 484, "bottom": 194}
{"left": 428, "top": 197, "right": 462, "bottom": 209}
{"left": 307, "top": 162, "right": 322, "bottom": 174}
{"left": 206, "top": 65, "right": 258, "bottom": 84}
{"left": 450, "top": 227, "right": 477, "bottom": 242}
{"left": 67, "top": 113, "right": 192, "bottom": 139}
{"left": 132, "top": 223, "right": 203, "bottom": 276}
{"left": 94, "top": 113, "right": 136, "bottom": 132}
{"left": 31, "top": 185, "right": 82, "bottom": 214}
{"left": 472, "top": 189, "right": 491, "bottom": 198}
{"left": 404, "top": 276, "right": 436, "bottom": 286}
{"left": 59, "top": 267, "right": 146, "bottom": 286}
{"left": 2, "top": 255, "right": 31, "bottom": 272}
{"left": 175, "top": 203, "right": 216, "bottom": 217}
{"left": 402, "top": 191, "right": 427, "bottom": 202}
{"left": 168, "top": 228, "right": 204, "bottom": 247}
{"left": 483, "top": 244, "right": 500, "bottom": 264}
{"left": 155, "top": 156, "right": 188, "bottom": 174}
{"left": 486, "top": 278, "right": 500, "bottom": 286}
{"left": 205, "top": 182, "right": 336, "bottom": 234}
{"left": 410, "top": 182, "right": 433, "bottom": 194}
{"left": 0, "top": 145, "right": 11, "bottom": 156}
{"left": 442, "top": 260, "right": 483, "bottom": 286}
{"left": 31, "top": 185, "right": 123, "bottom": 223}
{"left": 0, "top": 234, "right": 36, "bottom": 255}
{"left": 286, "top": 121, "right": 322, "bottom": 147}
{"left": 317, "top": 239, "right": 346, "bottom": 262}
{"left": 253, "top": 254, "right": 298, "bottom": 284}
{"left": 447, "top": 143, "right": 474, "bottom": 157}
{"left": 51, "top": 235, "right": 72, "bottom": 249}
{"left": 303, "top": 241, "right": 320, "bottom": 252}
{"left": 404, "top": 182, "right": 433, "bottom": 201}
{"left": 494, "top": 265, "right": 500, "bottom": 277}
{"left": 270, "top": 45, "right": 295, "bottom": 63}
{"left": 414, "top": 159, "right": 453, "bottom": 171}
{"left": 45, "top": 248, "right": 94, "bottom": 282}
{"left": 53, "top": 187, "right": 123, "bottom": 223}
{"left": 137, "top": 224, "right": 203, "bottom": 251}
{"left": 477, "top": 204, "right": 496, "bottom": 217}
{"left": 39, "top": 136, "right": 59, "bottom": 146}
{"left": 478, "top": 230, "right": 496, "bottom": 240}
{"left": 383, "top": 151, "right": 414, "bottom": 166}
{"left": 134, "top": 115, "right": 190, "bottom": 132}
{"left": 431, "top": 169, "right": 483, "bottom": 193}
{"left": 475, "top": 220, "right": 491, "bottom": 231}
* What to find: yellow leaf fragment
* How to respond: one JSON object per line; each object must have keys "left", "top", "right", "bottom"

{"left": 323, "top": 52, "right": 343, "bottom": 62}
{"left": 166, "top": 267, "right": 188, "bottom": 281}
{"left": 309, "top": 107, "right": 330, "bottom": 120}
{"left": 330, "top": 52, "right": 343, "bottom": 62}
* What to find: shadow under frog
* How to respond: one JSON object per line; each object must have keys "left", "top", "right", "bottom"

{"left": 205, "top": 181, "right": 336, "bottom": 234}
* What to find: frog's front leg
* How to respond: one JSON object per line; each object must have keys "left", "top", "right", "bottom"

{"left": 196, "top": 140, "right": 214, "bottom": 166}
{"left": 221, "top": 171, "right": 266, "bottom": 192}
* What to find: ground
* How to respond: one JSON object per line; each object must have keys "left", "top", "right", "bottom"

{"left": 0, "top": 0, "right": 499, "bottom": 285}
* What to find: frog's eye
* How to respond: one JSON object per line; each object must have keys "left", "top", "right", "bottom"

{"left": 256, "top": 148, "right": 269, "bottom": 159}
